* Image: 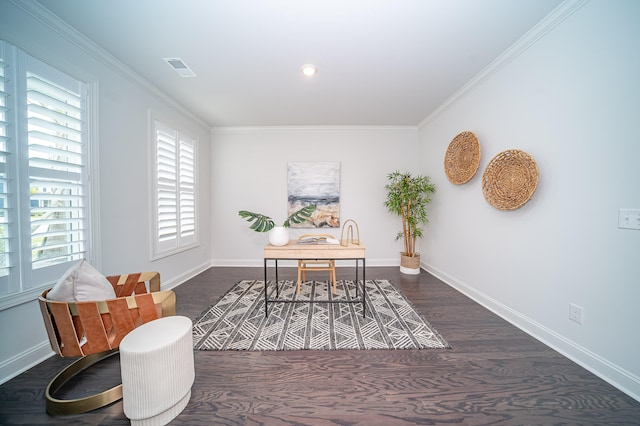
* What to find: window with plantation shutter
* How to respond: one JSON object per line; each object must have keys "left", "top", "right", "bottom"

{"left": 28, "top": 66, "right": 86, "bottom": 271}
{"left": 152, "top": 119, "right": 197, "bottom": 258}
{"left": 0, "top": 39, "right": 91, "bottom": 307}
{"left": 0, "top": 49, "right": 10, "bottom": 291}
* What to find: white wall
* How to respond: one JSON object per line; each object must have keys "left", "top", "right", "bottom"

{"left": 0, "top": 1, "right": 212, "bottom": 383}
{"left": 418, "top": 0, "right": 640, "bottom": 400}
{"left": 210, "top": 126, "right": 419, "bottom": 266}
{"left": 3, "top": 0, "right": 638, "bottom": 404}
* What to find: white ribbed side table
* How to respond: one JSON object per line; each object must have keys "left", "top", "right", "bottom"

{"left": 120, "top": 316, "right": 194, "bottom": 426}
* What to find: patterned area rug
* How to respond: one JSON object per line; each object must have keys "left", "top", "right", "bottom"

{"left": 193, "top": 279, "right": 450, "bottom": 351}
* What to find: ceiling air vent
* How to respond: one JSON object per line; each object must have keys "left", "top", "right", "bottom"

{"left": 163, "top": 58, "right": 197, "bottom": 78}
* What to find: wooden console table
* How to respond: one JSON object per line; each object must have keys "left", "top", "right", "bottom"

{"left": 263, "top": 241, "right": 366, "bottom": 317}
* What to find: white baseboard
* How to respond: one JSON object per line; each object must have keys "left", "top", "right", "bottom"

{"left": 423, "top": 262, "right": 640, "bottom": 403}
{"left": 162, "top": 260, "right": 213, "bottom": 290}
{"left": 0, "top": 341, "right": 53, "bottom": 386}
{"left": 211, "top": 258, "right": 400, "bottom": 268}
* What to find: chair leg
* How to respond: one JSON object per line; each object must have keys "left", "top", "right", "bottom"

{"left": 297, "top": 261, "right": 302, "bottom": 294}
{"left": 332, "top": 265, "right": 337, "bottom": 294}
{"left": 45, "top": 349, "right": 122, "bottom": 415}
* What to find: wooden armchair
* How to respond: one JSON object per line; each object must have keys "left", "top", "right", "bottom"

{"left": 38, "top": 271, "right": 176, "bottom": 415}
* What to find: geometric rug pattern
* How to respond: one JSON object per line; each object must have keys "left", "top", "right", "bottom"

{"left": 193, "top": 279, "right": 450, "bottom": 351}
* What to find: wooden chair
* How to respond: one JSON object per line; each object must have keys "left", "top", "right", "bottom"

{"left": 297, "top": 234, "right": 337, "bottom": 294}
{"left": 38, "top": 271, "right": 176, "bottom": 415}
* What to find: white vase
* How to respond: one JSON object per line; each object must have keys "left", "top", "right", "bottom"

{"left": 268, "top": 226, "right": 290, "bottom": 246}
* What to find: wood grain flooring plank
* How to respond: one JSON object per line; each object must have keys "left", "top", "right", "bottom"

{"left": 1, "top": 266, "right": 639, "bottom": 425}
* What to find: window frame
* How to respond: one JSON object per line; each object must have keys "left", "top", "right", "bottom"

{"left": 0, "top": 40, "right": 98, "bottom": 311}
{"left": 149, "top": 113, "right": 199, "bottom": 260}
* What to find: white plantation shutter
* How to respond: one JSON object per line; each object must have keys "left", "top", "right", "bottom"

{"left": 152, "top": 120, "right": 197, "bottom": 257}
{"left": 0, "top": 51, "right": 11, "bottom": 290}
{"left": 28, "top": 70, "right": 86, "bottom": 269}
{"left": 178, "top": 136, "right": 195, "bottom": 243}
{"left": 156, "top": 123, "right": 178, "bottom": 247}
{"left": 0, "top": 40, "right": 91, "bottom": 304}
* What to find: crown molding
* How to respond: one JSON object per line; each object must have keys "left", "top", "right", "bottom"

{"left": 10, "top": 0, "right": 209, "bottom": 129}
{"left": 211, "top": 125, "right": 418, "bottom": 134}
{"left": 418, "top": 0, "right": 589, "bottom": 129}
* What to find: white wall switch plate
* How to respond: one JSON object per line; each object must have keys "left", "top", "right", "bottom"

{"left": 618, "top": 209, "right": 640, "bottom": 230}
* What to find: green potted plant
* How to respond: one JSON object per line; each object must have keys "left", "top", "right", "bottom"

{"left": 384, "top": 171, "right": 436, "bottom": 274}
{"left": 238, "top": 205, "right": 316, "bottom": 246}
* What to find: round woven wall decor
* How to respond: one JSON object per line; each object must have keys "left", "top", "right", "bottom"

{"left": 444, "top": 131, "right": 481, "bottom": 184}
{"left": 482, "top": 149, "right": 539, "bottom": 210}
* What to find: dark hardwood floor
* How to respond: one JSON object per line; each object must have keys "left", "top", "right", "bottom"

{"left": 1, "top": 266, "right": 639, "bottom": 425}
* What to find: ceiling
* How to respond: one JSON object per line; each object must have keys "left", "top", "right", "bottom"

{"left": 36, "top": 0, "right": 563, "bottom": 127}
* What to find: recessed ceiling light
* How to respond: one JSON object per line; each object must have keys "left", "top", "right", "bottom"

{"left": 301, "top": 64, "right": 317, "bottom": 77}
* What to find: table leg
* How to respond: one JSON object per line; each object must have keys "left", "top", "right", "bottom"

{"left": 264, "top": 258, "right": 268, "bottom": 317}
{"left": 275, "top": 259, "right": 279, "bottom": 298}
{"left": 362, "top": 258, "right": 366, "bottom": 318}
{"left": 355, "top": 259, "right": 359, "bottom": 297}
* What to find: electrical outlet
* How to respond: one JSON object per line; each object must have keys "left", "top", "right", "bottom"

{"left": 569, "top": 303, "right": 583, "bottom": 324}
{"left": 618, "top": 209, "right": 640, "bottom": 230}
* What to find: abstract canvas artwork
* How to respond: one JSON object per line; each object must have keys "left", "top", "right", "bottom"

{"left": 287, "top": 162, "right": 340, "bottom": 228}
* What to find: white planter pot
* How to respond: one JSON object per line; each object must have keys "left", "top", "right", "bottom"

{"left": 268, "top": 226, "right": 290, "bottom": 246}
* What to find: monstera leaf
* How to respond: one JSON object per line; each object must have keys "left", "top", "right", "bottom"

{"left": 239, "top": 205, "right": 316, "bottom": 232}
{"left": 237, "top": 211, "right": 275, "bottom": 232}
{"left": 283, "top": 204, "right": 316, "bottom": 227}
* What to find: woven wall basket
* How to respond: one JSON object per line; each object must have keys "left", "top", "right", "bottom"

{"left": 444, "top": 131, "right": 481, "bottom": 184}
{"left": 482, "top": 149, "right": 539, "bottom": 210}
